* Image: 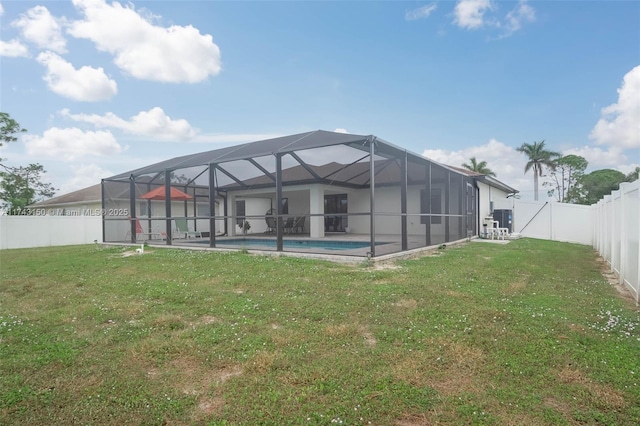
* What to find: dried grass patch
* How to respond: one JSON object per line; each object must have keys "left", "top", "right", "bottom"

{"left": 325, "top": 323, "right": 353, "bottom": 338}
{"left": 393, "top": 299, "right": 418, "bottom": 310}
{"left": 197, "top": 396, "right": 225, "bottom": 415}
{"left": 245, "top": 350, "right": 281, "bottom": 374}
{"left": 492, "top": 412, "right": 546, "bottom": 426}
{"left": 193, "top": 315, "right": 219, "bottom": 326}
{"left": 160, "top": 356, "right": 243, "bottom": 398}
{"left": 361, "top": 325, "right": 377, "bottom": 346}
{"left": 151, "top": 314, "right": 185, "bottom": 329}
{"left": 444, "top": 290, "right": 467, "bottom": 299}
{"left": 557, "top": 367, "right": 626, "bottom": 409}
{"left": 394, "top": 412, "right": 430, "bottom": 425}
{"left": 373, "top": 263, "right": 402, "bottom": 271}
{"left": 505, "top": 280, "right": 527, "bottom": 295}
{"left": 392, "top": 339, "right": 485, "bottom": 397}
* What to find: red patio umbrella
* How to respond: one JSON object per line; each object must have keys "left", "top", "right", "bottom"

{"left": 139, "top": 186, "right": 193, "bottom": 201}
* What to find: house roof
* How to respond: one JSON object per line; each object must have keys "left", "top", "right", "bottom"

{"left": 448, "top": 166, "right": 518, "bottom": 194}
{"left": 31, "top": 183, "right": 102, "bottom": 206}
{"left": 476, "top": 175, "right": 519, "bottom": 194}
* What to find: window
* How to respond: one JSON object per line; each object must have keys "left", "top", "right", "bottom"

{"left": 197, "top": 203, "right": 210, "bottom": 217}
{"left": 236, "top": 200, "right": 245, "bottom": 226}
{"left": 137, "top": 202, "right": 150, "bottom": 217}
{"left": 281, "top": 198, "right": 289, "bottom": 215}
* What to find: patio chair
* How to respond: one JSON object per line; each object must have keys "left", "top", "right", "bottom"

{"left": 174, "top": 218, "right": 202, "bottom": 239}
{"left": 294, "top": 216, "right": 306, "bottom": 234}
{"left": 126, "top": 218, "right": 164, "bottom": 241}
{"left": 284, "top": 217, "right": 295, "bottom": 234}
{"left": 264, "top": 209, "right": 276, "bottom": 234}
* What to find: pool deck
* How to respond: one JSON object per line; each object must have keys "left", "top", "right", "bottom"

{"left": 109, "top": 232, "right": 469, "bottom": 264}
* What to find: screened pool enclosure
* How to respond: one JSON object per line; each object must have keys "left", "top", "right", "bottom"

{"left": 102, "top": 130, "right": 478, "bottom": 258}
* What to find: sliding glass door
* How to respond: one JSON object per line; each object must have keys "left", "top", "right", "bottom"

{"left": 324, "top": 194, "right": 347, "bottom": 232}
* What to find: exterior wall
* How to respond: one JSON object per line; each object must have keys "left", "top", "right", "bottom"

{"left": 228, "top": 195, "right": 271, "bottom": 235}
{"left": 223, "top": 181, "right": 468, "bottom": 238}
{"left": 477, "top": 181, "right": 511, "bottom": 229}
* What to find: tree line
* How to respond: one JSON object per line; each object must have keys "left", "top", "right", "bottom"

{"left": 462, "top": 141, "right": 638, "bottom": 205}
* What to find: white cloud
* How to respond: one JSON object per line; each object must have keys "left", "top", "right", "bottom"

{"left": 334, "top": 128, "right": 348, "bottom": 134}
{"left": 423, "top": 138, "right": 515, "bottom": 167}
{"left": 12, "top": 6, "right": 67, "bottom": 53}
{"left": 0, "top": 39, "right": 29, "bottom": 57}
{"left": 589, "top": 65, "right": 640, "bottom": 149}
{"left": 562, "top": 146, "right": 630, "bottom": 170}
{"left": 60, "top": 107, "right": 197, "bottom": 140}
{"left": 23, "top": 127, "right": 123, "bottom": 161}
{"left": 423, "top": 138, "right": 524, "bottom": 188}
{"left": 452, "top": 0, "right": 535, "bottom": 38}
{"left": 503, "top": 1, "right": 535, "bottom": 35}
{"left": 453, "top": 0, "right": 493, "bottom": 30}
{"left": 192, "top": 133, "right": 285, "bottom": 144}
{"left": 36, "top": 51, "right": 117, "bottom": 101}
{"left": 58, "top": 163, "right": 113, "bottom": 194}
{"left": 68, "top": 0, "right": 221, "bottom": 83}
{"left": 406, "top": 3, "right": 438, "bottom": 21}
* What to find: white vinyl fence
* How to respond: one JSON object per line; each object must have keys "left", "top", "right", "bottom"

{"left": 493, "top": 199, "right": 594, "bottom": 245}
{"left": 593, "top": 181, "right": 639, "bottom": 305}
{"left": 0, "top": 216, "right": 102, "bottom": 250}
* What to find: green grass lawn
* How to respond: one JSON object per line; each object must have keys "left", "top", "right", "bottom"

{"left": 1, "top": 239, "right": 638, "bottom": 425}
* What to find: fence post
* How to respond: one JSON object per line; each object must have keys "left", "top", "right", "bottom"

{"left": 637, "top": 182, "right": 640, "bottom": 306}
{"left": 619, "top": 184, "right": 628, "bottom": 286}
{"left": 604, "top": 195, "right": 613, "bottom": 273}
{"left": 549, "top": 202, "right": 553, "bottom": 241}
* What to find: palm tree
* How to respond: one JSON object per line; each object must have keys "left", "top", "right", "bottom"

{"left": 516, "top": 140, "right": 560, "bottom": 201}
{"left": 461, "top": 157, "right": 496, "bottom": 176}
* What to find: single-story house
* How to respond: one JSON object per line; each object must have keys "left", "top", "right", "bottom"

{"left": 30, "top": 183, "right": 103, "bottom": 215}
{"left": 101, "top": 130, "right": 517, "bottom": 258}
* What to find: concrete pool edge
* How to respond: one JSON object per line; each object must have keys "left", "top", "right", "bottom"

{"left": 103, "top": 236, "right": 473, "bottom": 265}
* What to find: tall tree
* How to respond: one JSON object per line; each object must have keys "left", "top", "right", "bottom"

{"left": 1, "top": 112, "right": 27, "bottom": 162}
{"left": 516, "top": 140, "right": 560, "bottom": 201}
{"left": 0, "top": 164, "right": 57, "bottom": 212}
{"left": 461, "top": 157, "right": 496, "bottom": 176}
{"left": 0, "top": 113, "right": 56, "bottom": 212}
{"left": 573, "top": 169, "right": 626, "bottom": 205}
{"left": 542, "top": 154, "right": 588, "bottom": 203}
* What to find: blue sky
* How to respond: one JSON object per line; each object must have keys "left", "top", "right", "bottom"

{"left": 1, "top": 0, "right": 638, "bottom": 200}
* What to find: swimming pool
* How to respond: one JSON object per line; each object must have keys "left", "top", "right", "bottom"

{"left": 195, "top": 238, "right": 385, "bottom": 251}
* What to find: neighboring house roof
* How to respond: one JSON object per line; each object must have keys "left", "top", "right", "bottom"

{"left": 32, "top": 183, "right": 217, "bottom": 207}
{"left": 31, "top": 183, "right": 102, "bottom": 207}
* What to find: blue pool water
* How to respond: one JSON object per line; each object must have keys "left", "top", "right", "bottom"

{"left": 195, "top": 238, "right": 384, "bottom": 251}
